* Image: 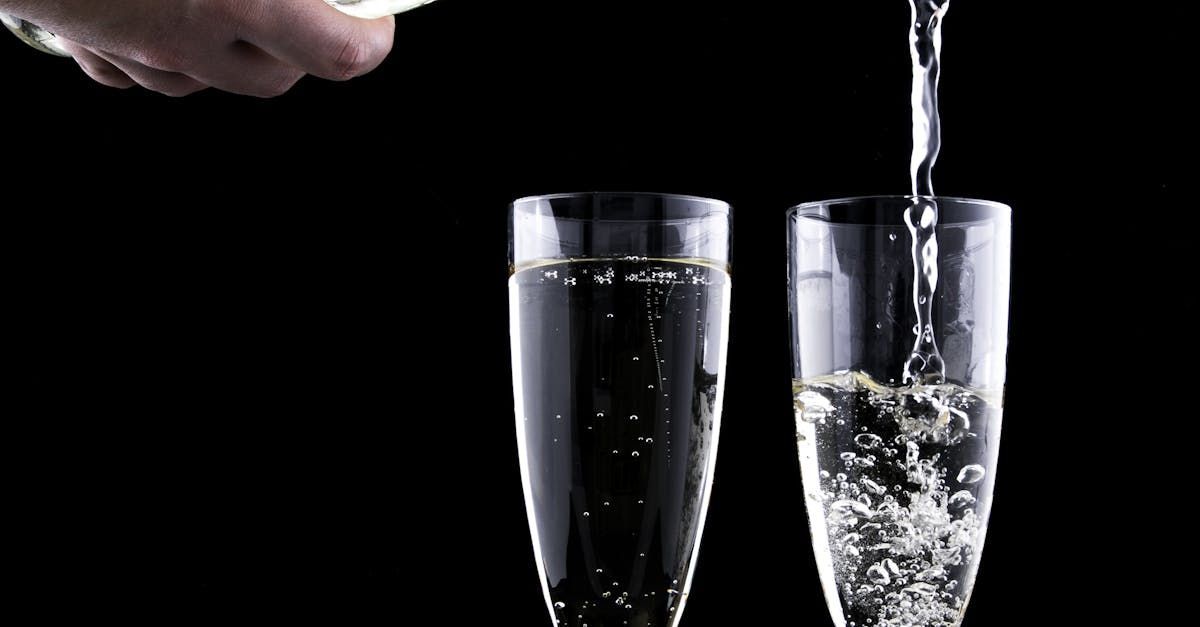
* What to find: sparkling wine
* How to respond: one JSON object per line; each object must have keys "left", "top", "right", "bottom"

{"left": 794, "top": 371, "right": 1001, "bottom": 627}
{"left": 510, "top": 258, "right": 730, "bottom": 627}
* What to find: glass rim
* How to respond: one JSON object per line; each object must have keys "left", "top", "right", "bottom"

{"left": 511, "top": 191, "right": 731, "bottom": 217}
{"left": 787, "top": 195, "right": 1010, "bottom": 226}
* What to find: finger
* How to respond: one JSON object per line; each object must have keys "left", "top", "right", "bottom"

{"left": 92, "top": 50, "right": 209, "bottom": 97}
{"left": 187, "top": 41, "right": 306, "bottom": 98}
{"left": 237, "top": 1, "right": 395, "bottom": 81}
{"left": 57, "top": 39, "right": 135, "bottom": 89}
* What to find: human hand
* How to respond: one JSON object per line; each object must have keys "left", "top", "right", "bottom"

{"left": 0, "top": 0, "right": 395, "bottom": 97}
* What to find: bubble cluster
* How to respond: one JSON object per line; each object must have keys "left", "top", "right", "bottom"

{"left": 794, "top": 371, "right": 1000, "bottom": 627}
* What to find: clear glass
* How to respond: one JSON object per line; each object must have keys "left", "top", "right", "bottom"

{"left": 509, "top": 192, "right": 731, "bottom": 627}
{"left": 788, "top": 196, "right": 1011, "bottom": 627}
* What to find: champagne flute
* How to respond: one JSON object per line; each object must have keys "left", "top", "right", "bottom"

{"left": 509, "top": 192, "right": 732, "bottom": 627}
{"left": 788, "top": 196, "right": 1010, "bottom": 627}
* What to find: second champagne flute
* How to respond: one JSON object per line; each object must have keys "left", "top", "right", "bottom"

{"left": 788, "top": 196, "right": 1011, "bottom": 627}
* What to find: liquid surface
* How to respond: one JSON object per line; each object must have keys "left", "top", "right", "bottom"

{"left": 510, "top": 258, "right": 730, "bottom": 627}
{"left": 795, "top": 371, "right": 1001, "bottom": 627}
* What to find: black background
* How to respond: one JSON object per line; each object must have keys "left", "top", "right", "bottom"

{"left": 11, "top": 0, "right": 1181, "bottom": 623}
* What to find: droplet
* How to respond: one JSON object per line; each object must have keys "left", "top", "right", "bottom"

{"left": 582, "top": 511, "right": 590, "bottom": 517}
{"left": 554, "top": 602, "right": 566, "bottom": 609}
{"left": 862, "top": 478, "right": 885, "bottom": 495}
{"left": 795, "top": 390, "right": 833, "bottom": 423}
{"left": 800, "top": 405, "right": 827, "bottom": 424}
{"left": 830, "top": 499, "right": 873, "bottom": 522}
{"left": 948, "top": 490, "right": 976, "bottom": 509}
{"left": 606, "top": 313, "right": 614, "bottom": 318}
{"left": 956, "top": 464, "right": 986, "bottom": 484}
{"left": 631, "top": 451, "right": 640, "bottom": 457}
{"left": 914, "top": 566, "right": 945, "bottom": 582}
{"left": 933, "top": 546, "right": 962, "bottom": 565}
{"left": 632, "top": 357, "right": 639, "bottom": 361}
{"left": 903, "top": 582, "right": 938, "bottom": 596}
{"left": 920, "top": 205, "right": 935, "bottom": 228}
{"left": 603, "top": 501, "right": 611, "bottom": 507}
{"left": 555, "top": 414, "right": 562, "bottom": 420}
{"left": 889, "top": 233, "right": 898, "bottom": 242}
{"left": 612, "top": 450, "right": 620, "bottom": 455}
{"left": 819, "top": 470, "right": 831, "bottom": 479}
{"left": 866, "top": 564, "right": 891, "bottom": 585}
{"left": 629, "top": 414, "right": 639, "bottom": 421}
{"left": 840, "top": 452, "right": 857, "bottom": 461}
{"left": 855, "top": 433, "right": 883, "bottom": 449}
{"left": 918, "top": 296, "right": 927, "bottom": 304}
{"left": 884, "top": 558, "right": 900, "bottom": 576}
{"left": 596, "top": 569, "right": 604, "bottom": 574}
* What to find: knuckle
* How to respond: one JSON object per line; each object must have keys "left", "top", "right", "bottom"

{"left": 79, "top": 59, "right": 121, "bottom": 82}
{"left": 87, "top": 70, "right": 132, "bottom": 90}
{"left": 209, "top": 0, "right": 265, "bottom": 37}
{"left": 93, "top": 65, "right": 122, "bottom": 81}
{"left": 330, "top": 34, "right": 370, "bottom": 81}
{"left": 254, "top": 73, "right": 302, "bottom": 98}
{"left": 154, "top": 78, "right": 204, "bottom": 98}
{"left": 101, "top": 75, "right": 134, "bottom": 89}
{"left": 207, "top": 0, "right": 247, "bottom": 23}
{"left": 327, "top": 28, "right": 389, "bottom": 80}
{"left": 160, "top": 86, "right": 195, "bottom": 98}
{"left": 137, "top": 44, "right": 188, "bottom": 73}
